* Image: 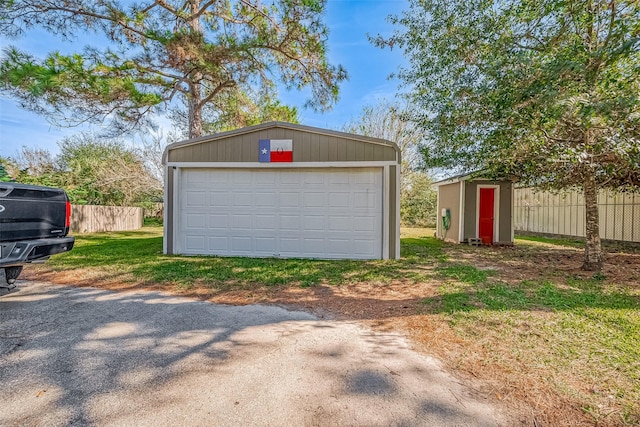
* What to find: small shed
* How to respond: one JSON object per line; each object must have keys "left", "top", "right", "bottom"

{"left": 433, "top": 174, "right": 514, "bottom": 245}
{"left": 162, "top": 122, "right": 401, "bottom": 259}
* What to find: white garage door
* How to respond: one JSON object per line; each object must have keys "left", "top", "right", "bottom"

{"left": 178, "top": 168, "right": 383, "bottom": 259}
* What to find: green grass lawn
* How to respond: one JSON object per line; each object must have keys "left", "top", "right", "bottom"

{"left": 49, "top": 226, "right": 438, "bottom": 288}
{"left": 40, "top": 226, "right": 639, "bottom": 425}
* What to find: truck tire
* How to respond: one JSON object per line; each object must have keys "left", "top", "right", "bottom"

{"left": 4, "top": 266, "right": 23, "bottom": 285}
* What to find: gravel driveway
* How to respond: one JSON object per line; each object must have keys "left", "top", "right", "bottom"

{"left": 1, "top": 281, "right": 504, "bottom": 426}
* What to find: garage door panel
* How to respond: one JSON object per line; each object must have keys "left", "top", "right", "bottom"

{"left": 355, "top": 170, "right": 377, "bottom": 184}
{"left": 232, "top": 214, "right": 252, "bottom": 229}
{"left": 354, "top": 192, "right": 377, "bottom": 209}
{"left": 209, "top": 236, "right": 228, "bottom": 251}
{"left": 328, "top": 193, "right": 350, "bottom": 208}
{"left": 255, "top": 192, "right": 277, "bottom": 207}
{"left": 179, "top": 168, "right": 383, "bottom": 259}
{"left": 209, "top": 171, "right": 229, "bottom": 184}
{"left": 209, "top": 191, "right": 229, "bottom": 206}
{"left": 232, "top": 236, "right": 253, "bottom": 252}
{"left": 255, "top": 214, "right": 277, "bottom": 231}
{"left": 353, "top": 216, "right": 377, "bottom": 232}
{"left": 280, "top": 238, "right": 300, "bottom": 254}
{"left": 186, "top": 213, "right": 206, "bottom": 228}
{"left": 302, "top": 238, "right": 325, "bottom": 254}
{"left": 185, "top": 235, "right": 205, "bottom": 251}
{"left": 185, "top": 190, "right": 207, "bottom": 207}
{"left": 279, "top": 192, "right": 301, "bottom": 207}
{"left": 280, "top": 215, "right": 301, "bottom": 230}
{"left": 329, "top": 172, "right": 350, "bottom": 184}
{"left": 327, "top": 215, "right": 351, "bottom": 231}
{"left": 255, "top": 171, "right": 276, "bottom": 184}
{"left": 233, "top": 173, "right": 252, "bottom": 185}
{"left": 303, "top": 192, "right": 325, "bottom": 207}
{"left": 304, "top": 172, "right": 326, "bottom": 184}
{"left": 353, "top": 240, "right": 377, "bottom": 257}
{"left": 280, "top": 171, "right": 302, "bottom": 184}
{"left": 326, "top": 239, "right": 350, "bottom": 255}
{"left": 303, "top": 215, "right": 325, "bottom": 231}
{"left": 186, "top": 170, "right": 211, "bottom": 185}
{"left": 255, "top": 237, "right": 276, "bottom": 253}
{"left": 208, "top": 214, "right": 229, "bottom": 229}
{"left": 232, "top": 192, "right": 253, "bottom": 207}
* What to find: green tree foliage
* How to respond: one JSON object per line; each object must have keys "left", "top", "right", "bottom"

{"left": 376, "top": 0, "right": 640, "bottom": 270}
{"left": 209, "top": 90, "right": 299, "bottom": 132}
{"left": 400, "top": 172, "right": 437, "bottom": 228}
{"left": 343, "top": 101, "right": 437, "bottom": 227}
{"left": 0, "top": 161, "right": 13, "bottom": 182}
{"left": 170, "top": 88, "right": 299, "bottom": 136}
{"left": 4, "top": 148, "right": 62, "bottom": 187}
{"left": 9, "top": 134, "right": 162, "bottom": 206}
{"left": 57, "top": 134, "right": 163, "bottom": 205}
{"left": 0, "top": 0, "right": 346, "bottom": 138}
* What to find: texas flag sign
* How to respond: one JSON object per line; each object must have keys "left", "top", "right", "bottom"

{"left": 259, "top": 139, "right": 293, "bottom": 162}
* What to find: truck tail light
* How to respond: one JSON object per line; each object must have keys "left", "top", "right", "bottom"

{"left": 65, "top": 200, "right": 71, "bottom": 228}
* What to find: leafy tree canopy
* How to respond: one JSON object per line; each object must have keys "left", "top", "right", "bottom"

{"left": 8, "top": 134, "right": 162, "bottom": 206}
{"left": 376, "top": 0, "right": 640, "bottom": 270}
{"left": 0, "top": 161, "right": 14, "bottom": 182}
{"left": 376, "top": 0, "right": 640, "bottom": 190}
{"left": 0, "top": 0, "right": 346, "bottom": 137}
{"left": 170, "top": 87, "right": 299, "bottom": 136}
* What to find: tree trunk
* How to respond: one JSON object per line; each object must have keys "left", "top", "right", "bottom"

{"left": 187, "top": 0, "right": 203, "bottom": 139}
{"left": 582, "top": 169, "right": 603, "bottom": 271}
{"left": 188, "top": 86, "right": 203, "bottom": 139}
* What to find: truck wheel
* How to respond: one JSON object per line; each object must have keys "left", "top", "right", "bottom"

{"left": 4, "top": 266, "right": 23, "bottom": 285}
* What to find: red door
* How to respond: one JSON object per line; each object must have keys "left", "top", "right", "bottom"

{"left": 478, "top": 188, "right": 495, "bottom": 245}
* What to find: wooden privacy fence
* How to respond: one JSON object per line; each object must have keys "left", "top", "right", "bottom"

{"left": 514, "top": 188, "right": 640, "bottom": 243}
{"left": 70, "top": 205, "right": 143, "bottom": 233}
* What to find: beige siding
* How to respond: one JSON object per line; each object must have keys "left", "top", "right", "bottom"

{"left": 514, "top": 188, "right": 640, "bottom": 242}
{"left": 70, "top": 205, "right": 143, "bottom": 233}
{"left": 437, "top": 182, "right": 461, "bottom": 243}
{"left": 167, "top": 127, "right": 397, "bottom": 163}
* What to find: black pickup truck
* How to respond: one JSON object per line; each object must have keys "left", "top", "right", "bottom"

{"left": 0, "top": 183, "right": 75, "bottom": 287}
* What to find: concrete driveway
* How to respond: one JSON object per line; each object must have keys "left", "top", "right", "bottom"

{"left": 1, "top": 281, "right": 505, "bottom": 426}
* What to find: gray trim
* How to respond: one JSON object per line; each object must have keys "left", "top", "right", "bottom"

{"left": 389, "top": 164, "right": 399, "bottom": 258}
{"left": 383, "top": 166, "right": 389, "bottom": 259}
{"left": 165, "top": 167, "right": 175, "bottom": 254}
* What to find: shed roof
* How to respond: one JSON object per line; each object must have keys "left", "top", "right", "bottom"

{"left": 432, "top": 171, "right": 514, "bottom": 187}
{"left": 162, "top": 121, "right": 401, "bottom": 165}
{"left": 432, "top": 172, "right": 478, "bottom": 187}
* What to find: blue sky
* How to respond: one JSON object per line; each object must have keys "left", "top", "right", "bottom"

{"left": 0, "top": 0, "right": 408, "bottom": 157}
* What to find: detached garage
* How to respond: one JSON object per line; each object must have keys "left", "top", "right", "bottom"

{"left": 162, "top": 122, "right": 401, "bottom": 260}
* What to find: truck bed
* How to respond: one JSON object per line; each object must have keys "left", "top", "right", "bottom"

{"left": 0, "top": 183, "right": 71, "bottom": 242}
